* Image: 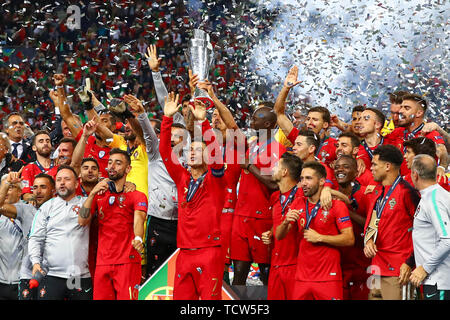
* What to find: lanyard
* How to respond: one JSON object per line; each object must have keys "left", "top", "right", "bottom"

{"left": 349, "top": 181, "right": 361, "bottom": 211}
{"left": 248, "top": 136, "right": 272, "bottom": 163}
{"left": 35, "top": 159, "right": 54, "bottom": 173}
{"left": 80, "top": 184, "right": 88, "bottom": 197}
{"left": 403, "top": 123, "right": 424, "bottom": 152}
{"left": 374, "top": 175, "right": 402, "bottom": 219}
{"left": 361, "top": 137, "right": 384, "bottom": 160}
{"left": 404, "top": 122, "right": 424, "bottom": 140}
{"left": 315, "top": 136, "right": 328, "bottom": 157}
{"left": 305, "top": 199, "right": 321, "bottom": 229}
{"left": 280, "top": 186, "right": 298, "bottom": 216}
{"left": 186, "top": 171, "right": 207, "bottom": 202}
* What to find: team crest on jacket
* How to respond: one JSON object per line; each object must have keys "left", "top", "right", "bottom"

{"left": 300, "top": 217, "right": 306, "bottom": 227}
{"left": 118, "top": 195, "right": 126, "bottom": 207}
{"left": 22, "top": 289, "right": 30, "bottom": 299}
{"left": 109, "top": 196, "right": 116, "bottom": 205}
{"left": 98, "top": 208, "right": 105, "bottom": 220}
{"left": 389, "top": 198, "right": 396, "bottom": 209}
{"left": 320, "top": 210, "right": 329, "bottom": 223}
{"left": 71, "top": 205, "right": 80, "bottom": 215}
{"left": 98, "top": 150, "right": 106, "bottom": 158}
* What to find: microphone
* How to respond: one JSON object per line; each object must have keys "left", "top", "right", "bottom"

{"left": 29, "top": 270, "right": 44, "bottom": 289}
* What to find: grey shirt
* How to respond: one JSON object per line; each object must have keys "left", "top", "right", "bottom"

{"left": 413, "top": 184, "right": 450, "bottom": 290}
{"left": 144, "top": 71, "right": 190, "bottom": 220}
{"left": 0, "top": 214, "right": 24, "bottom": 284}
{"left": 28, "top": 196, "right": 90, "bottom": 279}
{"left": 14, "top": 202, "right": 37, "bottom": 280}
{"left": 138, "top": 113, "right": 187, "bottom": 220}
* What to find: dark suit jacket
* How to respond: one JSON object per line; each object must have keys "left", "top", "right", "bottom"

{"left": 0, "top": 153, "right": 26, "bottom": 181}
{"left": 16, "top": 139, "right": 36, "bottom": 164}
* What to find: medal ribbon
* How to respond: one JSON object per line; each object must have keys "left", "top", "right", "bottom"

{"left": 315, "top": 136, "right": 328, "bottom": 157}
{"left": 374, "top": 175, "right": 402, "bottom": 219}
{"left": 361, "top": 137, "right": 384, "bottom": 160}
{"left": 80, "top": 184, "right": 88, "bottom": 197}
{"left": 35, "top": 159, "right": 54, "bottom": 173}
{"left": 349, "top": 181, "right": 361, "bottom": 211}
{"left": 186, "top": 171, "right": 208, "bottom": 202}
{"left": 305, "top": 199, "right": 321, "bottom": 229}
{"left": 403, "top": 122, "right": 424, "bottom": 152}
{"left": 280, "top": 186, "right": 298, "bottom": 216}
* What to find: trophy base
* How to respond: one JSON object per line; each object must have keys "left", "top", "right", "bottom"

{"left": 193, "top": 87, "right": 215, "bottom": 109}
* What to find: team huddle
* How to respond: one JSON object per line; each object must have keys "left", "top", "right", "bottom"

{"left": 0, "top": 48, "right": 449, "bottom": 301}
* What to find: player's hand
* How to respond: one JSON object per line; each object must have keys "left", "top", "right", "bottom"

{"left": 6, "top": 167, "right": 24, "bottom": 185}
{"left": 436, "top": 166, "right": 447, "bottom": 184}
{"left": 330, "top": 114, "right": 341, "bottom": 128}
{"left": 356, "top": 158, "right": 366, "bottom": 177}
{"left": 261, "top": 230, "right": 273, "bottom": 245}
{"left": 188, "top": 69, "right": 199, "bottom": 94}
{"left": 91, "top": 179, "right": 109, "bottom": 196}
{"left": 188, "top": 99, "right": 207, "bottom": 121}
{"left": 409, "top": 265, "right": 427, "bottom": 287}
{"left": 283, "top": 65, "right": 302, "bottom": 89}
{"left": 421, "top": 122, "right": 439, "bottom": 134}
{"left": 82, "top": 119, "right": 98, "bottom": 138}
{"left": 163, "top": 92, "right": 180, "bottom": 117}
{"left": 145, "top": 44, "right": 162, "bottom": 72}
{"left": 303, "top": 228, "right": 322, "bottom": 243}
{"left": 123, "top": 94, "right": 145, "bottom": 115}
{"left": 32, "top": 263, "right": 45, "bottom": 277}
{"left": 398, "top": 263, "right": 412, "bottom": 285}
{"left": 284, "top": 209, "right": 300, "bottom": 224}
{"left": 53, "top": 73, "right": 66, "bottom": 87}
{"left": 320, "top": 186, "right": 332, "bottom": 210}
{"left": 197, "top": 80, "right": 215, "bottom": 99}
{"left": 124, "top": 181, "right": 136, "bottom": 193}
{"left": 49, "top": 90, "right": 60, "bottom": 105}
{"left": 132, "top": 238, "right": 144, "bottom": 254}
{"left": 364, "top": 239, "right": 378, "bottom": 258}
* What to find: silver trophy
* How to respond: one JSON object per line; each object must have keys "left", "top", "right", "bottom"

{"left": 185, "top": 29, "right": 215, "bottom": 109}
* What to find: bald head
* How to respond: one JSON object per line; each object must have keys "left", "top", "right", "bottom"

{"left": 251, "top": 106, "right": 277, "bottom": 130}
{"left": 411, "top": 154, "right": 437, "bottom": 181}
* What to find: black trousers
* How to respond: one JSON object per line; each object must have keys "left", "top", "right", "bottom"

{"left": 0, "top": 282, "right": 18, "bottom": 300}
{"left": 145, "top": 216, "right": 178, "bottom": 278}
{"left": 18, "top": 279, "right": 38, "bottom": 300}
{"left": 37, "top": 275, "right": 93, "bottom": 300}
{"left": 423, "top": 284, "right": 450, "bottom": 300}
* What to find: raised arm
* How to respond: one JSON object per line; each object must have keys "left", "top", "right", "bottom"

{"left": 52, "top": 74, "right": 82, "bottom": 138}
{"left": 190, "top": 99, "right": 224, "bottom": 173}
{"left": 0, "top": 171, "right": 22, "bottom": 218}
{"left": 145, "top": 44, "right": 185, "bottom": 126}
{"left": 273, "top": 66, "right": 302, "bottom": 137}
{"left": 70, "top": 120, "right": 98, "bottom": 175}
{"left": 79, "top": 179, "right": 108, "bottom": 226}
{"left": 159, "top": 92, "right": 188, "bottom": 185}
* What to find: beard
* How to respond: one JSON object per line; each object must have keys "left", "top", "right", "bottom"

{"left": 57, "top": 186, "right": 75, "bottom": 199}
{"left": 108, "top": 170, "right": 125, "bottom": 181}
{"left": 303, "top": 184, "right": 320, "bottom": 198}
{"left": 125, "top": 133, "right": 136, "bottom": 141}
{"left": 37, "top": 148, "right": 52, "bottom": 158}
